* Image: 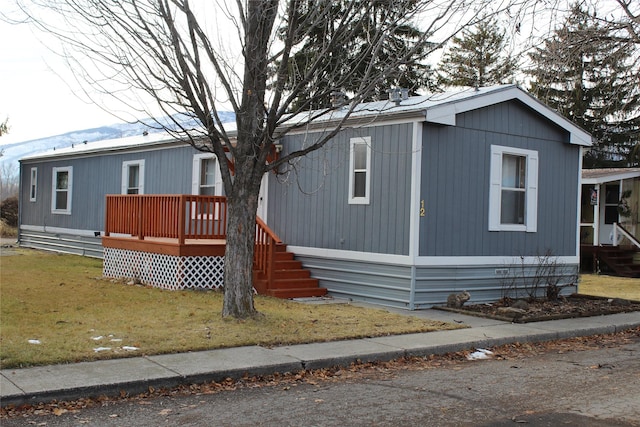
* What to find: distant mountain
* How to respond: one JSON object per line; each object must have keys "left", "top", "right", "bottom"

{"left": 0, "top": 112, "right": 235, "bottom": 169}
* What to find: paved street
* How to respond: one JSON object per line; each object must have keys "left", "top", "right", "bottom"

{"left": 3, "top": 338, "right": 639, "bottom": 426}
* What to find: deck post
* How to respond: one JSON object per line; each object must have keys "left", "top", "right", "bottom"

{"left": 104, "top": 196, "right": 111, "bottom": 237}
{"left": 178, "top": 195, "right": 186, "bottom": 245}
{"left": 137, "top": 196, "right": 144, "bottom": 240}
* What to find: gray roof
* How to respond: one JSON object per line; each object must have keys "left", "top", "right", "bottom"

{"left": 582, "top": 168, "right": 640, "bottom": 184}
{"left": 22, "top": 85, "right": 593, "bottom": 162}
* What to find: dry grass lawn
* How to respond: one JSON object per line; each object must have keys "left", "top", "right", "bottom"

{"left": 579, "top": 274, "right": 640, "bottom": 301}
{"left": 0, "top": 249, "right": 462, "bottom": 369}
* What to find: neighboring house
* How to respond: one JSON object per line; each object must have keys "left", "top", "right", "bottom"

{"left": 580, "top": 168, "right": 640, "bottom": 277}
{"left": 18, "top": 85, "right": 592, "bottom": 308}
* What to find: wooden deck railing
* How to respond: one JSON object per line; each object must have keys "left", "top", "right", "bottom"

{"left": 254, "top": 217, "right": 283, "bottom": 290}
{"left": 105, "top": 195, "right": 228, "bottom": 244}
{"left": 105, "top": 195, "right": 282, "bottom": 291}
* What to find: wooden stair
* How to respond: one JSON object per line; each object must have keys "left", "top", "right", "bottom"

{"left": 254, "top": 243, "right": 327, "bottom": 299}
{"left": 596, "top": 245, "right": 640, "bottom": 278}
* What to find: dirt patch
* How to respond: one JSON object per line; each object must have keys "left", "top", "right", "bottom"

{"left": 435, "top": 294, "right": 640, "bottom": 323}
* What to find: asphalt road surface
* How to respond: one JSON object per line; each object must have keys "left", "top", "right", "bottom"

{"left": 3, "top": 338, "right": 639, "bottom": 426}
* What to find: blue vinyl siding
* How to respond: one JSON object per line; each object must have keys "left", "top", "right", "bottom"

{"left": 20, "top": 144, "right": 203, "bottom": 232}
{"left": 419, "top": 101, "right": 580, "bottom": 257}
{"left": 267, "top": 124, "right": 413, "bottom": 255}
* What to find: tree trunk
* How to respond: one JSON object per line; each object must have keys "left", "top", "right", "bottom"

{"left": 221, "top": 173, "right": 261, "bottom": 319}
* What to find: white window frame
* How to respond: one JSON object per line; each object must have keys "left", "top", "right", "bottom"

{"left": 192, "top": 153, "right": 222, "bottom": 219}
{"left": 192, "top": 153, "right": 222, "bottom": 196}
{"left": 489, "top": 145, "right": 538, "bottom": 232}
{"left": 121, "top": 160, "right": 145, "bottom": 195}
{"left": 51, "top": 166, "right": 73, "bottom": 215}
{"left": 348, "top": 136, "right": 372, "bottom": 205}
{"left": 29, "top": 167, "right": 37, "bottom": 202}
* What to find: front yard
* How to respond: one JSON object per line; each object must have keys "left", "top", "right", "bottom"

{"left": 0, "top": 249, "right": 461, "bottom": 369}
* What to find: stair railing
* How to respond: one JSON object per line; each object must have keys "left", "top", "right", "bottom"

{"left": 255, "top": 217, "right": 283, "bottom": 291}
{"left": 612, "top": 223, "right": 640, "bottom": 250}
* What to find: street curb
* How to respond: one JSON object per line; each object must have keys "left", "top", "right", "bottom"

{"left": 2, "top": 321, "right": 638, "bottom": 407}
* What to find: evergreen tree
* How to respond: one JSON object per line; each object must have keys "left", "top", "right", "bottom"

{"left": 0, "top": 118, "right": 8, "bottom": 137}
{"left": 279, "top": 0, "right": 436, "bottom": 110}
{"left": 527, "top": 4, "right": 640, "bottom": 167}
{"left": 437, "top": 17, "right": 517, "bottom": 88}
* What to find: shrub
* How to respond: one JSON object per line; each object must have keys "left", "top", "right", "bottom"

{"left": 0, "top": 195, "right": 18, "bottom": 227}
{"left": 0, "top": 219, "right": 18, "bottom": 238}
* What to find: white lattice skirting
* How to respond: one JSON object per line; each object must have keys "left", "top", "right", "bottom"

{"left": 103, "top": 248, "right": 224, "bottom": 290}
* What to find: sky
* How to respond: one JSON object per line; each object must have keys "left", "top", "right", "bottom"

{"left": 0, "top": 2, "right": 484, "bottom": 148}
{"left": 0, "top": 18, "right": 121, "bottom": 146}
{"left": 1, "top": 1, "right": 619, "bottom": 148}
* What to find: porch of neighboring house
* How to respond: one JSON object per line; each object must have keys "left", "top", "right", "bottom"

{"left": 580, "top": 169, "right": 640, "bottom": 277}
{"left": 102, "top": 194, "right": 327, "bottom": 298}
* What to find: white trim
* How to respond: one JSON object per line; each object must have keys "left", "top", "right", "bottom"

{"left": 20, "top": 224, "right": 101, "bottom": 237}
{"left": 582, "top": 170, "right": 640, "bottom": 185}
{"left": 576, "top": 149, "right": 585, "bottom": 255}
{"left": 287, "top": 245, "right": 579, "bottom": 267}
{"left": 424, "top": 86, "right": 592, "bottom": 146}
{"left": 409, "top": 122, "right": 422, "bottom": 259}
{"left": 593, "top": 183, "right": 601, "bottom": 245}
{"left": 257, "top": 172, "right": 268, "bottom": 222}
{"left": 121, "top": 159, "right": 145, "bottom": 195}
{"left": 283, "top": 117, "right": 424, "bottom": 136}
{"left": 29, "top": 167, "right": 37, "bottom": 202}
{"left": 348, "top": 136, "right": 371, "bottom": 205}
{"left": 288, "top": 245, "right": 413, "bottom": 265}
{"left": 51, "top": 166, "right": 73, "bottom": 215}
{"left": 413, "top": 255, "right": 579, "bottom": 266}
{"left": 488, "top": 145, "right": 538, "bottom": 232}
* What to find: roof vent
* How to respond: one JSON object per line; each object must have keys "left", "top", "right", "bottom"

{"left": 389, "top": 88, "right": 409, "bottom": 106}
{"left": 330, "top": 90, "right": 346, "bottom": 108}
{"left": 142, "top": 130, "right": 149, "bottom": 136}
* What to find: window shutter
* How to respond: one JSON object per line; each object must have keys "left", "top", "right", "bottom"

{"left": 121, "top": 163, "right": 128, "bottom": 195}
{"left": 488, "top": 147, "right": 502, "bottom": 231}
{"left": 138, "top": 161, "right": 145, "bottom": 195}
{"left": 526, "top": 152, "right": 538, "bottom": 232}
{"left": 192, "top": 155, "right": 200, "bottom": 195}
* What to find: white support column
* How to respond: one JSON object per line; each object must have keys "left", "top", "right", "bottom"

{"left": 593, "top": 184, "right": 600, "bottom": 246}
{"left": 408, "top": 120, "right": 423, "bottom": 310}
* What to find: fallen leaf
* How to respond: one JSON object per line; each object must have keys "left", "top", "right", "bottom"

{"left": 158, "top": 409, "right": 173, "bottom": 416}
{"left": 53, "top": 408, "right": 68, "bottom": 416}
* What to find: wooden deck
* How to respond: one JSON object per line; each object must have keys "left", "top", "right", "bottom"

{"left": 102, "top": 236, "right": 227, "bottom": 257}
{"left": 102, "top": 194, "right": 327, "bottom": 298}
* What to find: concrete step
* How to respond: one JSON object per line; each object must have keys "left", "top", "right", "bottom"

{"left": 267, "top": 287, "right": 328, "bottom": 299}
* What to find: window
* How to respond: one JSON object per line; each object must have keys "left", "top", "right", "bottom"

{"left": 604, "top": 184, "right": 619, "bottom": 225}
{"left": 348, "top": 137, "right": 371, "bottom": 204}
{"left": 199, "top": 157, "right": 217, "bottom": 196}
{"left": 121, "top": 160, "right": 145, "bottom": 194}
{"left": 29, "top": 167, "right": 37, "bottom": 202}
{"left": 489, "top": 145, "right": 538, "bottom": 232}
{"left": 192, "top": 153, "right": 221, "bottom": 219}
{"left": 192, "top": 154, "right": 220, "bottom": 196}
{"left": 51, "top": 166, "right": 72, "bottom": 214}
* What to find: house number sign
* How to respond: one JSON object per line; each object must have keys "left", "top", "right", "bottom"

{"left": 420, "top": 200, "right": 425, "bottom": 217}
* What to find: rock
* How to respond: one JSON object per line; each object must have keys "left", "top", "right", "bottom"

{"left": 610, "top": 298, "right": 631, "bottom": 307}
{"left": 511, "top": 300, "right": 530, "bottom": 310}
{"left": 497, "top": 307, "right": 527, "bottom": 318}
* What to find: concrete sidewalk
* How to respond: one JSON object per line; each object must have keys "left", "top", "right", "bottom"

{"left": 1, "top": 308, "right": 639, "bottom": 407}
